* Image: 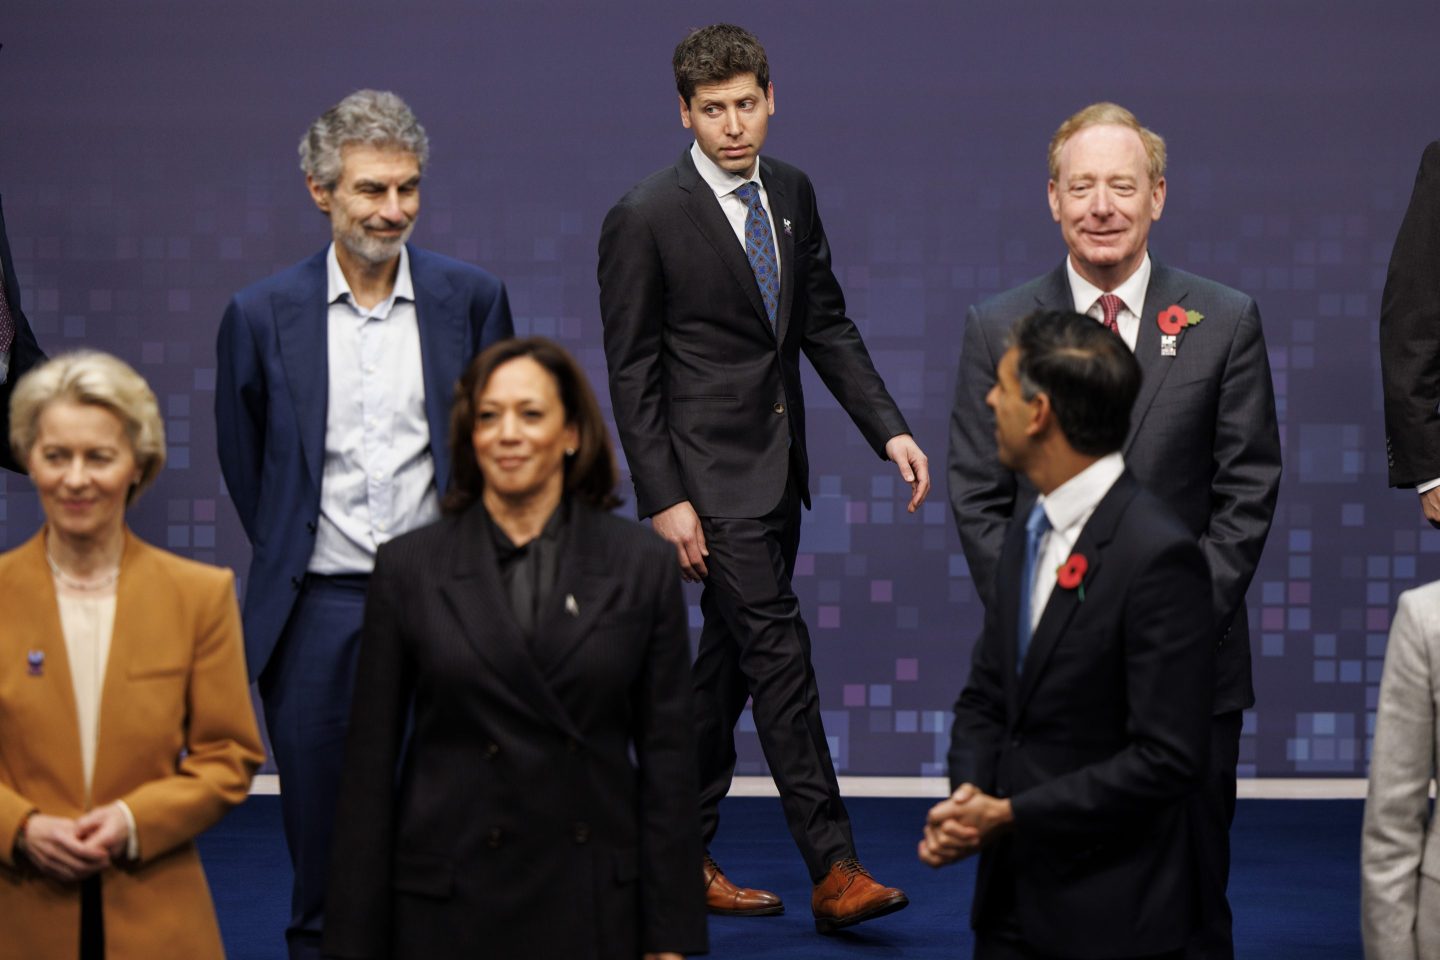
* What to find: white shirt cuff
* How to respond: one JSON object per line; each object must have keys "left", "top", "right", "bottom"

{"left": 115, "top": 800, "right": 140, "bottom": 861}
{"left": 1416, "top": 477, "right": 1440, "bottom": 494}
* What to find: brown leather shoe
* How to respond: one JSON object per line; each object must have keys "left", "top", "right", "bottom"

{"left": 811, "top": 857, "right": 909, "bottom": 933}
{"left": 703, "top": 855, "right": 784, "bottom": 916}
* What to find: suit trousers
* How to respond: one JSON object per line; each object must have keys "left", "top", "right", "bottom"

{"left": 258, "top": 574, "right": 369, "bottom": 960}
{"left": 692, "top": 478, "right": 855, "bottom": 882}
{"left": 975, "top": 933, "right": 1182, "bottom": 960}
{"left": 1186, "top": 710, "right": 1243, "bottom": 960}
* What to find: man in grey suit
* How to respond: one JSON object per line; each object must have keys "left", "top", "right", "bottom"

{"left": 947, "top": 102, "right": 1282, "bottom": 960}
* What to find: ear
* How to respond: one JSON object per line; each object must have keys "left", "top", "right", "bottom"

{"left": 1150, "top": 175, "right": 1167, "bottom": 221}
{"left": 765, "top": 81, "right": 775, "bottom": 116}
{"left": 564, "top": 422, "right": 581, "bottom": 457}
{"left": 1047, "top": 179, "right": 1061, "bottom": 223}
{"left": 679, "top": 94, "right": 694, "bottom": 130}
{"left": 1025, "top": 392, "right": 1052, "bottom": 439}
{"left": 306, "top": 174, "right": 332, "bottom": 214}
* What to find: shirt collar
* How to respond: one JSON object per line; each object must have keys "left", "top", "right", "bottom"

{"left": 1037, "top": 452, "right": 1125, "bottom": 535}
{"left": 325, "top": 242, "right": 414, "bottom": 311}
{"left": 690, "top": 141, "right": 762, "bottom": 200}
{"left": 1065, "top": 252, "right": 1151, "bottom": 317}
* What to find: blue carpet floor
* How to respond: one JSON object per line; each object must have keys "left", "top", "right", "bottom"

{"left": 199, "top": 796, "right": 1363, "bottom": 958}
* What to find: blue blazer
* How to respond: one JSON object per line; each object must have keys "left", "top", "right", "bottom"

{"left": 214, "top": 245, "right": 513, "bottom": 681}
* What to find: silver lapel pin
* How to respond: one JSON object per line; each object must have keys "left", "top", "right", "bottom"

{"left": 782, "top": 218, "right": 793, "bottom": 236}
{"left": 564, "top": 594, "right": 580, "bottom": 617}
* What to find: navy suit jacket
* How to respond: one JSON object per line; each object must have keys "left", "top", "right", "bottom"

{"left": 948, "top": 471, "right": 1214, "bottom": 957}
{"left": 948, "top": 259, "right": 1281, "bottom": 713}
{"left": 0, "top": 194, "right": 48, "bottom": 474}
{"left": 214, "top": 245, "right": 512, "bottom": 681}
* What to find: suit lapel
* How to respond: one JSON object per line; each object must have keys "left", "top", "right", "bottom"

{"left": 676, "top": 150, "right": 775, "bottom": 336}
{"left": 762, "top": 159, "right": 796, "bottom": 342}
{"left": 1033, "top": 262, "right": 1076, "bottom": 313}
{"left": 529, "top": 504, "right": 610, "bottom": 676}
{"left": 995, "top": 519, "right": 1028, "bottom": 722}
{"left": 1126, "top": 260, "right": 1189, "bottom": 453}
{"left": 439, "top": 505, "right": 583, "bottom": 740}
{"left": 1015, "top": 474, "right": 1139, "bottom": 714}
{"left": 275, "top": 252, "right": 330, "bottom": 489}
{"left": 3, "top": 531, "right": 87, "bottom": 799}
{"left": 408, "top": 247, "right": 463, "bottom": 494}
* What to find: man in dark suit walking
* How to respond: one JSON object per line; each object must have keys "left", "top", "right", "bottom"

{"left": 924, "top": 310, "right": 1214, "bottom": 960}
{"left": 1381, "top": 141, "right": 1440, "bottom": 522}
{"left": 598, "top": 23, "right": 928, "bottom": 932}
{"left": 947, "top": 102, "right": 1280, "bottom": 959}
{"left": 0, "top": 193, "right": 47, "bottom": 474}
{"left": 215, "top": 90, "right": 512, "bottom": 960}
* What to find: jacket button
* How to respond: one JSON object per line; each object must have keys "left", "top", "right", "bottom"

{"left": 487, "top": 827, "right": 503, "bottom": 848}
{"left": 484, "top": 741, "right": 500, "bottom": 760}
{"left": 772, "top": 402, "right": 785, "bottom": 414}
{"left": 573, "top": 822, "right": 590, "bottom": 844}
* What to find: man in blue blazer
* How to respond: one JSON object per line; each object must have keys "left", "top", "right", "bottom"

{"left": 0, "top": 193, "right": 47, "bottom": 475}
{"left": 947, "top": 103, "right": 1280, "bottom": 960}
{"left": 214, "top": 90, "right": 512, "bottom": 960}
{"left": 926, "top": 310, "right": 1213, "bottom": 959}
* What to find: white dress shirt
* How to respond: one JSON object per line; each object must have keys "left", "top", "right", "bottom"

{"left": 1065, "top": 254, "right": 1152, "bottom": 352}
{"left": 1026, "top": 452, "right": 1126, "bottom": 635}
{"left": 690, "top": 142, "right": 782, "bottom": 275}
{"left": 310, "top": 243, "right": 439, "bottom": 575}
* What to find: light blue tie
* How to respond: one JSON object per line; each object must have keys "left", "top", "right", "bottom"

{"left": 1017, "top": 501, "right": 1051, "bottom": 672}
{"left": 734, "top": 181, "right": 779, "bottom": 326}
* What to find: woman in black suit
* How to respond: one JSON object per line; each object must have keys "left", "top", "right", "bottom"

{"left": 323, "top": 337, "right": 707, "bottom": 960}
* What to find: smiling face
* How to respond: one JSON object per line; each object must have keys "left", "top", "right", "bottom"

{"left": 1048, "top": 123, "right": 1165, "bottom": 290}
{"left": 309, "top": 143, "right": 420, "bottom": 266}
{"left": 472, "top": 356, "right": 579, "bottom": 509}
{"left": 680, "top": 72, "right": 774, "bottom": 177}
{"left": 27, "top": 400, "right": 140, "bottom": 547}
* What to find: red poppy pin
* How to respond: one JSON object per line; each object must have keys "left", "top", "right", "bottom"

{"left": 1056, "top": 553, "right": 1088, "bottom": 602}
{"left": 1157, "top": 305, "right": 1203, "bottom": 357}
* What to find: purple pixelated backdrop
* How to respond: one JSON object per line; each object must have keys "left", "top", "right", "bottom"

{"left": 3, "top": 0, "right": 1439, "bottom": 776}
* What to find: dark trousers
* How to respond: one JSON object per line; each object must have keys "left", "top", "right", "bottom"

{"left": 975, "top": 934, "right": 1182, "bottom": 960}
{"left": 80, "top": 876, "right": 103, "bottom": 960}
{"left": 258, "top": 574, "right": 369, "bottom": 960}
{"left": 1185, "top": 710, "right": 1243, "bottom": 960}
{"left": 692, "top": 479, "right": 855, "bottom": 882}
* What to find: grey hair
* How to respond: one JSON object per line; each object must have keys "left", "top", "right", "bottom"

{"left": 298, "top": 90, "right": 430, "bottom": 190}
{"left": 9, "top": 351, "right": 167, "bottom": 504}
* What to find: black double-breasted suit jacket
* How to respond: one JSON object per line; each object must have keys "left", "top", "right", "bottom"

{"left": 323, "top": 502, "right": 708, "bottom": 960}
{"left": 599, "top": 148, "right": 909, "bottom": 520}
{"left": 948, "top": 471, "right": 1215, "bottom": 958}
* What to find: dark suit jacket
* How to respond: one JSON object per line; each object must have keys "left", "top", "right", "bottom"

{"left": 0, "top": 194, "right": 47, "bottom": 474}
{"left": 948, "top": 259, "right": 1280, "bottom": 713}
{"left": 213, "top": 245, "right": 512, "bottom": 681}
{"left": 323, "top": 502, "right": 708, "bottom": 960}
{"left": 1381, "top": 141, "right": 1440, "bottom": 488}
{"left": 598, "top": 149, "right": 909, "bottom": 519}
{"left": 948, "top": 471, "right": 1214, "bottom": 958}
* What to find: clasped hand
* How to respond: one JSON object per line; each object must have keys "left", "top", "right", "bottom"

{"left": 20, "top": 805, "right": 130, "bottom": 882}
{"left": 916, "top": 783, "right": 1013, "bottom": 868}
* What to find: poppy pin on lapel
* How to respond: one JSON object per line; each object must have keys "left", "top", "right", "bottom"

{"left": 26, "top": 650, "right": 44, "bottom": 677}
{"left": 1157, "top": 304, "right": 1203, "bottom": 357}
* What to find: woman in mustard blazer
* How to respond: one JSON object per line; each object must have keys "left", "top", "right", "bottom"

{"left": 0, "top": 351, "right": 263, "bottom": 959}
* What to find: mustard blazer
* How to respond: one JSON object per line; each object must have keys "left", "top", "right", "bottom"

{"left": 0, "top": 529, "right": 264, "bottom": 959}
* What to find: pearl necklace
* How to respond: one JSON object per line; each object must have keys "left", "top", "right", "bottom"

{"left": 45, "top": 547, "right": 120, "bottom": 591}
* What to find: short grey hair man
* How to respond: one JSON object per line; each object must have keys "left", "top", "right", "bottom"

{"left": 297, "top": 89, "right": 430, "bottom": 190}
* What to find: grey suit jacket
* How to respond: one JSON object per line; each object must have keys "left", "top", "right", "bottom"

{"left": 1362, "top": 582, "right": 1440, "bottom": 960}
{"left": 947, "top": 259, "right": 1281, "bottom": 713}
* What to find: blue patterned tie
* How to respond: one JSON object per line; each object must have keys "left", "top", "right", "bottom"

{"left": 1017, "top": 501, "right": 1051, "bottom": 672}
{"left": 734, "top": 181, "right": 779, "bottom": 326}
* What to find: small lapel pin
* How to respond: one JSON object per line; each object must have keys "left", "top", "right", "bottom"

{"left": 564, "top": 594, "right": 579, "bottom": 617}
{"left": 782, "top": 218, "right": 792, "bottom": 236}
{"left": 26, "top": 650, "right": 44, "bottom": 677}
{"left": 1161, "top": 334, "right": 1177, "bottom": 358}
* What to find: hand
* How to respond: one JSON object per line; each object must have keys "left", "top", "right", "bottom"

{"left": 884, "top": 434, "right": 931, "bottom": 513}
{"left": 643, "top": 954, "right": 685, "bottom": 960}
{"left": 651, "top": 501, "right": 708, "bottom": 583}
{"left": 1420, "top": 488, "right": 1440, "bottom": 528}
{"left": 76, "top": 803, "right": 131, "bottom": 861}
{"left": 917, "top": 783, "right": 1013, "bottom": 868}
{"left": 19, "top": 813, "right": 111, "bottom": 881}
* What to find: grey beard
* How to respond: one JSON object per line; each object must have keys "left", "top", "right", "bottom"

{"left": 339, "top": 222, "right": 414, "bottom": 265}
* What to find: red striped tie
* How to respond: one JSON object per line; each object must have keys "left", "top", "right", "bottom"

{"left": 1098, "top": 293, "right": 1123, "bottom": 334}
